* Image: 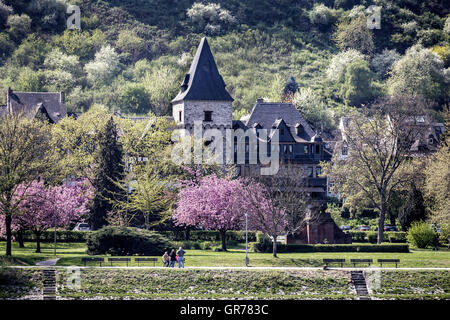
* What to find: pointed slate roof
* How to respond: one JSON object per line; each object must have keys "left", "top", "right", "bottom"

{"left": 171, "top": 37, "right": 233, "bottom": 103}
{"left": 245, "top": 100, "right": 315, "bottom": 141}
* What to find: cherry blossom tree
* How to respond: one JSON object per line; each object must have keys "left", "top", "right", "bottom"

{"left": 242, "top": 178, "right": 289, "bottom": 258}
{"left": 173, "top": 172, "right": 249, "bottom": 251}
{"left": 2, "top": 179, "right": 93, "bottom": 253}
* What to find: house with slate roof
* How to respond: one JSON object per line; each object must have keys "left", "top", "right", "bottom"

{"left": 4, "top": 88, "right": 67, "bottom": 124}
{"left": 172, "top": 37, "right": 333, "bottom": 202}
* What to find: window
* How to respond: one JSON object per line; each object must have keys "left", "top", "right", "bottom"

{"left": 204, "top": 111, "right": 212, "bottom": 122}
{"left": 304, "top": 145, "right": 309, "bottom": 154}
{"left": 315, "top": 166, "right": 322, "bottom": 177}
{"left": 179, "top": 111, "right": 182, "bottom": 122}
{"left": 342, "top": 145, "right": 348, "bottom": 156}
{"left": 283, "top": 145, "right": 287, "bottom": 153}
{"left": 307, "top": 166, "right": 313, "bottom": 177}
{"left": 315, "top": 144, "right": 320, "bottom": 154}
{"left": 288, "top": 145, "right": 293, "bottom": 153}
{"left": 280, "top": 128, "right": 284, "bottom": 135}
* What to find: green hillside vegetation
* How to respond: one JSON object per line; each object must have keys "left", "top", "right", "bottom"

{"left": 0, "top": 0, "right": 449, "bottom": 131}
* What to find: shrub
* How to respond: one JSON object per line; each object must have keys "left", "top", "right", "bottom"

{"left": 252, "top": 243, "right": 409, "bottom": 253}
{"left": 386, "top": 232, "right": 407, "bottom": 243}
{"left": 407, "top": 222, "right": 438, "bottom": 249}
{"left": 367, "top": 231, "right": 378, "bottom": 244}
{"left": 86, "top": 227, "right": 172, "bottom": 256}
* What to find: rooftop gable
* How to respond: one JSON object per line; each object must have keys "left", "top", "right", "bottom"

{"left": 171, "top": 37, "right": 233, "bottom": 103}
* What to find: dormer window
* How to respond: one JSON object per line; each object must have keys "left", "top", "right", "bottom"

{"left": 204, "top": 111, "right": 213, "bottom": 122}
{"left": 428, "top": 135, "right": 434, "bottom": 145}
{"left": 295, "top": 123, "right": 303, "bottom": 136}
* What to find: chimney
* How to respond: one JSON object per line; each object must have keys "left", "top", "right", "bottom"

{"left": 60, "top": 91, "right": 65, "bottom": 104}
{"left": 257, "top": 98, "right": 264, "bottom": 104}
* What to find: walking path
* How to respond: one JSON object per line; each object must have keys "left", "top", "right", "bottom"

{"left": 35, "top": 258, "right": 60, "bottom": 266}
{"left": 10, "top": 265, "right": 450, "bottom": 271}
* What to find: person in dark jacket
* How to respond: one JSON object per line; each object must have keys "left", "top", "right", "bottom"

{"left": 169, "top": 249, "right": 176, "bottom": 268}
{"left": 177, "top": 247, "right": 186, "bottom": 268}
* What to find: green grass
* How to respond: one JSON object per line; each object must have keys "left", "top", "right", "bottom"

{"left": 1, "top": 241, "right": 449, "bottom": 268}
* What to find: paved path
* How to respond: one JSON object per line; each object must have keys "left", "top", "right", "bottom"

{"left": 35, "top": 258, "right": 60, "bottom": 266}
{"left": 9, "top": 265, "right": 450, "bottom": 271}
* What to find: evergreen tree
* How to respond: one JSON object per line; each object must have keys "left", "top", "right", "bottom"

{"left": 89, "top": 117, "right": 125, "bottom": 230}
{"left": 282, "top": 76, "right": 299, "bottom": 102}
{"left": 399, "top": 183, "right": 427, "bottom": 231}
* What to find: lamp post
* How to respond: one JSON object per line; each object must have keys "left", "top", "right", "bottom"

{"left": 245, "top": 212, "right": 249, "bottom": 267}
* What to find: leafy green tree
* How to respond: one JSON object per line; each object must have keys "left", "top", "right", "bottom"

{"left": 340, "top": 59, "right": 380, "bottom": 107}
{"left": 6, "top": 14, "right": 31, "bottom": 41}
{"left": 89, "top": 117, "right": 125, "bottom": 230}
{"left": 27, "top": 0, "right": 67, "bottom": 32}
{"left": 143, "top": 66, "right": 179, "bottom": 116}
{"left": 0, "top": 114, "right": 59, "bottom": 256}
{"left": 387, "top": 44, "right": 449, "bottom": 105}
{"left": 399, "top": 183, "right": 427, "bottom": 231}
{"left": 116, "top": 29, "right": 146, "bottom": 62}
{"left": 334, "top": 16, "right": 374, "bottom": 55}
{"left": 0, "top": 0, "right": 12, "bottom": 27}
{"left": 323, "top": 96, "right": 432, "bottom": 244}
{"left": 118, "top": 83, "right": 150, "bottom": 115}
{"left": 12, "top": 34, "right": 48, "bottom": 68}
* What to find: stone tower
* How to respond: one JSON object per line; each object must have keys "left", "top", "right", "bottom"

{"left": 171, "top": 37, "right": 233, "bottom": 133}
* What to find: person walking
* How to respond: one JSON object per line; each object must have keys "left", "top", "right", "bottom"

{"left": 162, "top": 251, "right": 170, "bottom": 267}
{"left": 169, "top": 249, "right": 176, "bottom": 268}
{"left": 177, "top": 247, "right": 186, "bottom": 268}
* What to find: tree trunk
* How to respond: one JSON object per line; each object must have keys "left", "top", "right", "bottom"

{"left": 378, "top": 193, "right": 386, "bottom": 245}
{"left": 35, "top": 232, "right": 41, "bottom": 253}
{"left": 220, "top": 229, "right": 227, "bottom": 251}
{"left": 272, "top": 235, "right": 278, "bottom": 258}
{"left": 17, "top": 230, "right": 25, "bottom": 248}
{"left": 185, "top": 228, "right": 190, "bottom": 241}
{"left": 5, "top": 214, "right": 12, "bottom": 256}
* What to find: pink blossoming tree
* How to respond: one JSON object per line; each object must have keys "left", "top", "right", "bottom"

{"left": 1, "top": 180, "right": 93, "bottom": 253}
{"left": 173, "top": 172, "right": 250, "bottom": 251}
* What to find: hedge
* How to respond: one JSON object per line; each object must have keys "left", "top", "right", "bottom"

{"left": 252, "top": 243, "right": 410, "bottom": 253}
{"left": 1, "top": 230, "right": 89, "bottom": 242}
{"left": 87, "top": 227, "right": 172, "bottom": 256}
{"left": 160, "top": 230, "right": 257, "bottom": 242}
{"left": 347, "top": 231, "right": 407, "bottom": 243}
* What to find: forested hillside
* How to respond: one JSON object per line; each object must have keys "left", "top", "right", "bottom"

{"left": 0, "top": 0, "right": 449, "bottom": 132}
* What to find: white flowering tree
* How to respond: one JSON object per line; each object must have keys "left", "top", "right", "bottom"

{"left": 187, "top": 2, "right": 237, "bottom": 35}
{"left": 371, "top": 49, "right": 401, "bottom": 78}
{"left": 387, "top": 44, "right": 448, "bottom": 104}
{"left": 326, "top": 49, "right": 367, "bottom": 83}
{"left": 84, "top": 45, "right": 121, "bottom": 87}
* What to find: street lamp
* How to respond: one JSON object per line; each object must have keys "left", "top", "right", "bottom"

{"left": 245, "top": 212, "right": 249, "bottom": 267}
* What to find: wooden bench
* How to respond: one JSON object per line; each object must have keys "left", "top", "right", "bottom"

{"left": 108, "top": 257, "right": 131, "bottom": 267}
{"left": 135, "top": 258, "right": 158, "bottom": 266}
{"left": 81, "top": 257, "right": 104, "bottom": 267}
{"left": 378, "top": 259, "right": 400, "bottom": 268}
{"left": 350, "top": 259, "right": 373, "bottom": 267}
{"left": 323, "top": 259, "right": 346, "bottom": 267}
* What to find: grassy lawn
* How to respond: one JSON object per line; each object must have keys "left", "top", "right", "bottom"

{"left": 0, "top": 241, "right": 449, "bottom": 268}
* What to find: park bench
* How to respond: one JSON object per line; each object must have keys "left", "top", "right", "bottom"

{"left": 81, "top": 257, "right": 104, "bottom": 267}
{"left": 108, "top": 257, "right": 131, "bottom": 267}
{"left": 323, "top": 259, "right": 346, "bottom": 267}
{"left": 378, "top": 259, "right": 400, "bottom": 268}
{"left": 135, "top": 257, "right": 158, "bottom": 266}
{"left": 350, "top": 259, "right": 373, "bottom": 267}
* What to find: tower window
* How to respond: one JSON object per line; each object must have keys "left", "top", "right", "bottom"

{"left": 204, "top": 111, "right": 213, "bottom": 122}
{"left": 179, "top": 111, "right": 182, "bottom": 122}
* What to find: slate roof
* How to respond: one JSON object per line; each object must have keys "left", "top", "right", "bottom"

{"left": 7, "top": 90, "right": 67, "bottom": 123}
{"left": 171, "top": 37, "right": 233, "bottom": 103}
{"left": 245, "top": 101, "right": 315, "bottom": 141}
